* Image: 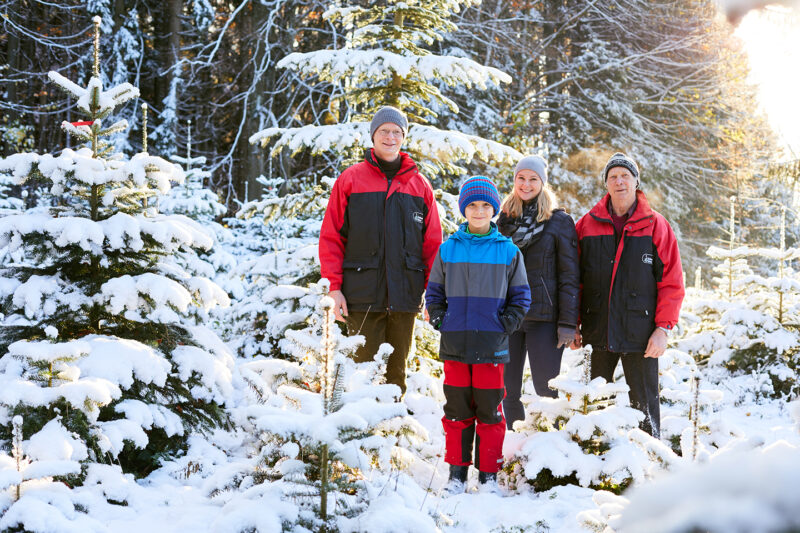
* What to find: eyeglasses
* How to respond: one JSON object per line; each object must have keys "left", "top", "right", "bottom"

{"left": 375, "top": 128, "right": 404, "bottom": 138}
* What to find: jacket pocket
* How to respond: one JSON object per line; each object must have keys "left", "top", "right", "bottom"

{"left": 581, "top": 290, "right": 605, "bottom": 343}
{"left": 625, "top": 291, "right": 655, "bottom": 344}
{"left": 499, "top": 311, "right": 518, "bottom": 334}
{"left": 342, "top": 256, "right": 380, "bottom": 304}
{"left": 404, "top": 254, "right": 426, "bottom": 299}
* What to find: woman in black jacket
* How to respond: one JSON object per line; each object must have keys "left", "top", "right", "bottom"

{"left": 497, "top": 155, "right": 580, "bottom": 429}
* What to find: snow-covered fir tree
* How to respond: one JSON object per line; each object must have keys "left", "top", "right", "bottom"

{"left": 504, "top": 347, "right": 680, "bottom": 494}
{"left": 0, "top": 18, "right": 233, "bottom": 487}
{"left": 159, "top": 119, "right": 239, "bottom": 313}
{"left": 224, "top": 175, "right": 331, "bottom": 359}
{"left": 250, "top": 0, "right": 521, "bottom": 183}
{"left": 210, "top": 281, "right": 429, "bottom": 531}
{"left": 0, "top": 171, "right": 22, "bottom": 215}
{"left": 679, "top": 202, "right": 800, "bottom": 402}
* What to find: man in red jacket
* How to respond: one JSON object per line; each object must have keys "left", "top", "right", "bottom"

{"left": 319, "top": 106, "right": 442, "bottom": 395}
{"left": 573, "top": 152, "right": 684, "bottom": 438}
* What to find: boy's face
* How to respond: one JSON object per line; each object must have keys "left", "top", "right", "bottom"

{"left": 464, "top": 201, "right": 493, "bottom": 233}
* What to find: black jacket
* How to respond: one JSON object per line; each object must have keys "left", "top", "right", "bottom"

{"left": 319, "top": 150, "right": 442, "bottom": 312}
{"left": 575, "top": 192, "right": 684, "bottom": 353}
{"left": 497, "top": 208, "right": 579, "bottom": 328}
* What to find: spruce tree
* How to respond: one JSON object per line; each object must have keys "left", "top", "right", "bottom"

{"left": 159, "top": 119, "right": 237, "bottom": 321}
{"left": 218, "top": 281, "right": 427, "bottom": 531}
{"left": 250, "top": 0, "right": 521, "bottom": 183}
{"left": 678, "top": 205, "right": 800, "bottom": 401}
{"left": 0, "top": 18, "right": 233, "bottom": 478}
{"left": 504, "top": 348, "right": 679, "bottom": 494}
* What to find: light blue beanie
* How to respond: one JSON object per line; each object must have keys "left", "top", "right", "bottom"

{"left": 514, "top": 155, "right": 548, "bottom": 185}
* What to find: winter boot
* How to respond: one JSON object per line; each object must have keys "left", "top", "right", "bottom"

{"left": 443, "top": 464, "right": 469, "bottom": 496}
{"left": 477, "top": 471, "right": 502, "bottom": 495}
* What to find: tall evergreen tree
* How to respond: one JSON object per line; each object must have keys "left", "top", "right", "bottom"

{"left": 0, "top": 18, "right": 232, "bottom": 477}
{"left": 251, "top": 0, "right": 521, "bottom": 184}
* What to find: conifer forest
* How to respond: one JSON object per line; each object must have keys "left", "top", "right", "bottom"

{"left": 1, "top": 1, "right": 799, "bottom": 532}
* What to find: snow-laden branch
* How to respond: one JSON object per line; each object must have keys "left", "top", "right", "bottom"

{"left": 278, "top": 49, "right": 511, "bottom": 89}
{"left": 250, "top": 122, "right": 522, "bottom": 168}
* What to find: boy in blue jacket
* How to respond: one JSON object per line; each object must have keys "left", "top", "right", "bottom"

{"left": 426, "top": 176, "right": 531, "bottom": 495}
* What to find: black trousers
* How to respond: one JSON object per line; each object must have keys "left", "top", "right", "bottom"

{"left": 345, "top": 310, "right": 416, "bottom": 395}
{"left": 591, "top": 349, "right": 661, "bottom": 438}
{"left": 503, "top": 321, "right": 564, "bottom": 429}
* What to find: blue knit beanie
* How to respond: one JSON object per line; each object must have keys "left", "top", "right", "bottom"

{"left": 458, "top": 176, "right": 501, "bottom": 217}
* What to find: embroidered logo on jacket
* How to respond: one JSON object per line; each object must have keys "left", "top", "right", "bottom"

{"left": 412, "top": 211, "right": 424, "bottom": 225}
{"left": 494, "top": 349, "right": 508, "bottom": 357}
{"left": 642, "top": 253, "right": 653, "bottom": 265}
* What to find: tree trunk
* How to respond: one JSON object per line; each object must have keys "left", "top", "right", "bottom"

{"left": 242, "top": 1, "right": 268, "bottom": 202}
{"left": 5, "top": 6, "right": 21, "bottom": 153}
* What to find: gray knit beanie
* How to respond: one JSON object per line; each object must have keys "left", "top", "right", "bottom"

{"left": 370, "top": 106, "right": 408, "bottom": 140}
{"left": 514, "top": 155, "right": 548, "bottom": 185}
{"left": 603, "top": 152, "right": 640, "bottom": 182}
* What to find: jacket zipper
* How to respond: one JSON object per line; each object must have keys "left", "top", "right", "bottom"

{"left": 383, "top": 176, "right": 390, "bottom": 310}
{"left": 540, "top": 275, "right": 554, "bottom": 306}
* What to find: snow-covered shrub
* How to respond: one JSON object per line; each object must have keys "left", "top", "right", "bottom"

{"left": 211, "top": 281, "right": 427, "bottom": 530}
{"left": 159, "top": 129, "right": 239, "bottom": 321}
{"left": 0, "top": 414, "right": 112, "bottom": 531}
{"left": 679, "top": 240, "right": 800, "bottom": 401}
{"left": 658, "top": 350, "right": 724, "bottom": 458}
{"left": 223, "top": 176, "right": 330, "bottom": 358}
{"left": 503, "top": 348, "right": 679, "bottom": 494}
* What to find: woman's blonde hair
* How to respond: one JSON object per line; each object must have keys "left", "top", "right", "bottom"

{"left": 500, "top": 179, "right": 558, "bottom": 222}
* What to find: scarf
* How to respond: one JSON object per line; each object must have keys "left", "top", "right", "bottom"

{"left": 510, "top": 201, "right": 544, "bottom": 250}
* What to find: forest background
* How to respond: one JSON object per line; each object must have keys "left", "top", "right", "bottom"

{"left": 2, "top": 0, "right": 799, "bottom": 270}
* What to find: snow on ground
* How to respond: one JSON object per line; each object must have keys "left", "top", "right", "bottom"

{"left": 2, "top": 210, "right": 799, "bottom": 532}
{"left": 6, "top": 336, "right": 794, "bottom": 532}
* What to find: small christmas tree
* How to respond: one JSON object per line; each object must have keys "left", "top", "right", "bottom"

{"left": 223, "top": 175, "right": 334, "bottom": 359}
{"left": 0, "top": 17, "right": 233, "bottom": 478}
{"left": 210, "top": 280, "right": 427, "bottom": 531}
{"left": 158, "top": 119, "right": 237, "bottom": 323}
{"left": 0, "top": 414, "right": 108, "bottom": 531}
{"left": 504, "top": 348, "right": 679, "bottom": 494}
{"left": 678, "top": 203, "right": 800, "bottom": 401}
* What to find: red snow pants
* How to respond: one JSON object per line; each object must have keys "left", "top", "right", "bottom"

{"left": 441, "top": 360, "right": 506, "bottom": 473}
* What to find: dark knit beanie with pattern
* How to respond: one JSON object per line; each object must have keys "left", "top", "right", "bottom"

{"left": 458, "top": 176, "right": 501, "bottom": 217}
{"left": 603, "top": 152, "right": 640, "bottom": 182}
{"left": 370, "top": 106, "right": 408, "bottom": 141}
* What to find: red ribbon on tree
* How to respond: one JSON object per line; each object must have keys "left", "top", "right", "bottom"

{"left": 70, "top": 120, "right": 94, "bottom": 127}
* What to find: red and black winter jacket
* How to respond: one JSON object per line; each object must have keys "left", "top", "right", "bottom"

{"left": 319, "top": 149, "right": 442, "bottom": 313}
{"left": 576, "top": 191, "right": 684, "bottom": 353}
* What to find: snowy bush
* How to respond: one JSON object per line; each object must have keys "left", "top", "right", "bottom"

{"left": 503, "top": 348, "right": 679, "bottom": 494}
{"left": 210, "top": 282, "right": 428, "bottom": 530}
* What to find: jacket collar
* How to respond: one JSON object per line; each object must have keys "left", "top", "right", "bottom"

{"left": 451, "top": 221, "right": 509, "bottom": 243}
{"left": 365, "top": 149, "right": 417, "bottom": 182}
{"left": 589, "top": 190, "right": 653, "bottom": 224}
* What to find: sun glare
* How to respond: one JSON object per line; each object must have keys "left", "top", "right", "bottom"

{"left": 735, "top": 6, "right": 800, "bottom": 159}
